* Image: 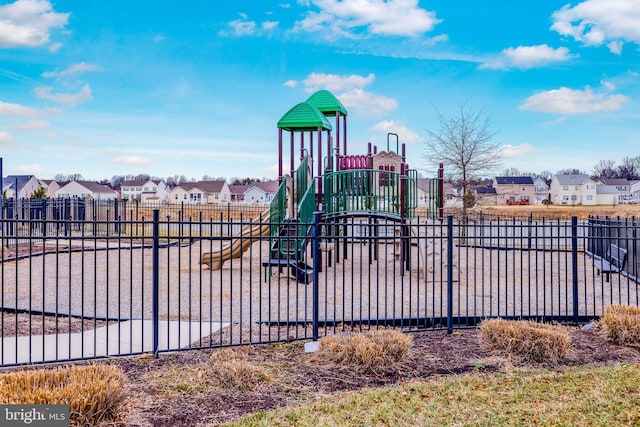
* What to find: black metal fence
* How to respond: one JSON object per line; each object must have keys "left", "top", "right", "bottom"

{"left": 0, "top": 211, "right": 638, "bottom": 367}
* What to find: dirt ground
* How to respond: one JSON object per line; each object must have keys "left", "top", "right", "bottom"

{"left": 464, "top": 203, "right": 640, "bottom": 220}
{"left": 62, "top": 322, "right": 640, "bottom": 426}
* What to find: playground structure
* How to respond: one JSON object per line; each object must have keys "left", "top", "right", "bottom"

{"left": 201, "top": 90, "right": 443, "bottom": 280}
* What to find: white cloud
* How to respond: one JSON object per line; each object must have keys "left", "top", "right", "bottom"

{"left": 295, "top": 0, "right": 440, "bottom": 38}
{"left": 519, "top": 85, "right": 629, "bottom": 114}
{"left": 0, "top": 131, "right": 14, "bottom": 146}
{"left": 41, "top": 62, "right": 100, "bottom": 78}
{"left": 33, "top": 84, "right": 92, "bottom": 107}
{"left": 302, "top": 72, "right": 375, "bottom": 92}
{"left": 338, "top": 88, "right": 397, "bottom": 116}
{"left": 16, "top": 163, "right": 42, "bottom": 174}
{"left": 372, "top": 120, "right": 421, "bottom": 144}
{"left": 283, "top": 79, "right": 298, "bottom": 88}
{"left": 481, "top": 44, "right": 575, "bottom": 70}
{"left": 0, "top": 100, "right": 46, "bottom": 117}
{"left": 262, "top": 21, "right": 278, "bottom": 30}
{"left": 0, "top": 0, "right": 69, "bottom": 48}
{"left": 500, "top": 143, "right": 537, "bottom": 158}
{"left": 10, "top": 119, "right": 49, "bottom": 131}
{"left": 551, "top": 0, "right": 640, "bottom": 54}
{"left": 228, "top": 19, "right": 256, "bottom": 36}
{"left": 110, "top": 155, "right": 153, "bottom": 167}
{"left": 48, "top": 41, "right": 62, "bottom": 52}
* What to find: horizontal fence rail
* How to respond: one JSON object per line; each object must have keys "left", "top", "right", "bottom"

{"left": 1, "top": 212, "right": 639, "bottom": 367}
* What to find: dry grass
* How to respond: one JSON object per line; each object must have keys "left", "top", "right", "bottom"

{"left": 315, "top": 329, "right": 413, "bottom": 375}
{"left": 208, "top": 347, "right": 272, "bottom": 391}
{"left": 479, "top": 319, "right": 571, "bottom": 363}
{"left": 602, "top": 305, "right": 640, "bottom": 345}
{"left": 0, "top": 365, "right": 126, "bottom": 426}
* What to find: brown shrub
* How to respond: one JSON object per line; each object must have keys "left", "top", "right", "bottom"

{"left": 602, "top": 305, "right": 640, "bottom": 345}
{"left": 480, "top": 319, "right": 570, "bottom": 363}
{"left": 316, "top": 329, "right": 413, "bottom": 375}
{"left": 208, "top": 347, "right": 271, "bottom": 391}
{"left": 0, "top": 364, "right": 126, "bottom": 426}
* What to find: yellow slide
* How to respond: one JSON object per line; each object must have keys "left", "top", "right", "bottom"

{"left": 200, "top": 210, "right": 270, "bottom": 270}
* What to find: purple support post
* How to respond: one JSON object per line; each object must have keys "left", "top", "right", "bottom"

{"left": 335, "top": 111, "right": 340, "bottom": 157}
{"left": 290, "top": 133, "right": 295, "bottom": 180}
{"left": 278, "top": 129, "right": 283, "bottom": 183}
{"left": 327, "top": 133, "right": 332, "bottom": 172}
{"left": 300, "top": 132, "right": 305, "bottom": 160}
{"left": 438, "top": 163, "right": 444, "bottom": 221}
{"left": 317, "top": 127, "right": 323, "bottom": 199}
{"left": 343, "top": 115, "right": 347, "bottom": 155}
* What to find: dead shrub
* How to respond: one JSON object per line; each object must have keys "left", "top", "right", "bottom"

{"left": 208, "top": 347, "right": 271, "bottom": 391}
{"left": 480, "top": 319, "right": 570, "bottom": 363}
{"left": 0, "top": 364, "right": 126, "bottom": 426}
{"left": 316, "top": 329, "right": 413, "bottom": 375}
{"left": 602, "top": 305, "right": 640, "bottom": 345}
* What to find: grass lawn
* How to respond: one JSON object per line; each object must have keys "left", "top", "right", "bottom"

{"left": 229, "top": 363, "right": 640, "bottom": 426}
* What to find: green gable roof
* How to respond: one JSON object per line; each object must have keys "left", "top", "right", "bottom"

{"left": 306, "top": 90, "right": 348, "bottom": 116}
{"left": 277, "top": 102, "right": 332, "bottom": 131}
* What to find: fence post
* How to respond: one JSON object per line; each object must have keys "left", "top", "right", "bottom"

{"left": 152, "top": 209, "right": 160, "bottom": 357}
{"left": 312, "top": 211, "right": 321, "bottom": 341}
{"left": 447, "top": 215, "right": 454, "bottom": 334}
{"left": 571, "top": 216, "right": 579, "bottom": 324}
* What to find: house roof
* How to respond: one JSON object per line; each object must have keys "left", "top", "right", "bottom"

{"left": 2, "top": 175, "right": 35, "bottom": 191}
{"left": 176, "top": 180, "right": 227, "bottom": 193}
{"left": 229, "top": 184, "right": 249, "bottom": 195}
{"left": 596, "top": 186, "right": 620, "bottom": 194}
{"left": 476, "top": 186, "right": 496, "bottom": 194}
{"left": 74, "top": 181, "right": 117, "bottom": 194}
{"left": 121, "top": 179, "right": 162, "bottom": 186}
{"left": 417, "top": 178, "right": 431, "bottom": 193}
{"left": 599, "top": 178, "right": 630, "bottom": 186}
{"left": 554, "top": 174, "right": 591, "bottom": 185}
{"left": 248, "top": 181, "right": 280, "bottom": 194}
{"left": 495, "top": 176, "right": 534, "bottom": 185}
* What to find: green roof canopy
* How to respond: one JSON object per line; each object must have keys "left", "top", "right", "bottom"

{"left": 306, "top": 90, "right": 348, "bottom": 116}
{"left": 277, "top": 102, "right": 332, "bottom": 131}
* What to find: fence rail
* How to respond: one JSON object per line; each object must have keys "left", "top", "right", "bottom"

{"left": 1, "top": 212, "right": 638, "bottom": 367}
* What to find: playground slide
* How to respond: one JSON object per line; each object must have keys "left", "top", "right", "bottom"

{"left": 200, "top": 210, "right": 270, "bottom": 270}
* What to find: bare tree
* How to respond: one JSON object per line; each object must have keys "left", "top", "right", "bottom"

{"left": 424, "top": 103, "right": 502, "bottom": 217}
{"left": 617, "top": 156, "right": 640, "bottom": 180}
{"left": 591, "top": 160, "right": 617, "bottom": 179}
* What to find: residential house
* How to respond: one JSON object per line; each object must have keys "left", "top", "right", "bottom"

{"left": 443, "top": 182, "right": 461, "bottom": 208}
{"left": 550, "top": 174, "right": 597, "bottom": 205}
{"left": 39, "top": 179, "right": 63, "bottom": 198}
{"left": 244, "top": 181, "right": 280, "bottom": 204}
{"left": 475, "top": 186, "right": 497, "bottom": 206}
{"left": 493, "top": 176, "right": 535, "bottom": 205}
{"left": 416, "top": 178, "right": 432, "bottom": 207}
{"left": 229, "top": 184, "right": 249, "bottom": 202}
{"left": 55, "top": 181, "right": 118, "bottom": 200}
{"left": 631, "top": 180, "right": 640, "bottom": 202}
{"left": 533, "top": 177, "right": 550, "bottom": 205}
{"left": 1, "top": 175, "right": 42, "bottom": 199}
{"left": 169, "top": 181, "right": 231, "bottom": 204}
{"left": 120, "top": 179, "right": 169, "bottom": 202}
{"left": 596, "top": 178, "right": 632, "bottom": 204}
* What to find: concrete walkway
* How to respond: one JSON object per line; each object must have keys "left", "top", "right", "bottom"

{"left": 0, "top": 320, "right": 228, "bottom": 365}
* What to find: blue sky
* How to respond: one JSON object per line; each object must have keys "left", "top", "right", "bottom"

{"left": 1, "top": 0, "right": 639, "bottom": 181}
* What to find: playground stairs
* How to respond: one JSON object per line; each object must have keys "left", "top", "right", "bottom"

{"left": 263, "top": 219, "right": 313, "bottom": 284}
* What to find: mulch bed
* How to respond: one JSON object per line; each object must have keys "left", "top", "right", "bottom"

{"left": 103, "top": 324, "right": 640, "bottom": 426}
